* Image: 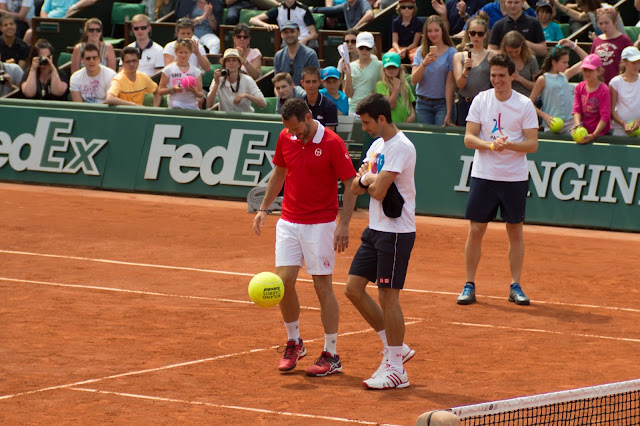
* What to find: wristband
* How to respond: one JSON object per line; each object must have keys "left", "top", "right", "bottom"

{"left": 169, "top": 88, "right": 175, "bottom": 94}
{"left": 358, "top": 174, "right": 370, "bottom": 189}
{"left": 490, "top": 143, "right": 494, "bottom": 151}
{"left": 258, "top": 208, "right": 269, "bottom": 213}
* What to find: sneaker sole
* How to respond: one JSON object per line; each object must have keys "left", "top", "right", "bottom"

{"left": 278, "top": 349, "right": 307, "bottom": 372}
{"left": 457, "top": 297, "right": 476, "bottom": 305}
{"left": 362, "top": 381, "right": 410, "bottom": 390}
{"left": 305, "top": 366, "right": 343, "bottom": 377}
{"left": 402, "top": 349, "right": 416, "bottom": 364}
{"left": 509, "top": 296, "right": 530, "bottom": 306}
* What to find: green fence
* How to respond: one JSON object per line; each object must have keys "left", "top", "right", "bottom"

{"left": 1, "top": 99, "right": 639, "bottom": 231}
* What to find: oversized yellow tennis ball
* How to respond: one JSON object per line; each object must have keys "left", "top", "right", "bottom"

{"left": 572, "top": 126, "right": 588, "bottom": 143}
{"left": 248, "top": 272, "right": 284, "bottom": 308}
{"left": 549, "top": 117, "right": 564, "bottom": 133}
{"left": 628, "top": 122, "right": 640, "bottom": 137}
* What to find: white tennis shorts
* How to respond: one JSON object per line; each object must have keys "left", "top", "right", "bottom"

{"left": 275, "top": 219, "right": 336, "bottom": 275}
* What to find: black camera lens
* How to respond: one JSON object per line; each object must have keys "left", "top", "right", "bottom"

{"left": 39, "top": 56, "right": 48, "bottom": 65}
{"left": 220, "top": 69, "right": 229, "bottom": 77}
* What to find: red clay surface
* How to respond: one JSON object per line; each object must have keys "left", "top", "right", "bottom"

{"left": 1, "top": 182, "right": 639, "bottom": 425}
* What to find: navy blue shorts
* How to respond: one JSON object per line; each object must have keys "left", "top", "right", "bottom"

{"left": 464, "top": 177, "right": 529, "bottom": 224}
{"left": 348, "top": 227, "right": 415, "bottom": 289}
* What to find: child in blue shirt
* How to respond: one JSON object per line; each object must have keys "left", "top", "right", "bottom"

{"left": 536, "top": 0, "right": 564, "bottom": 42}
{"left": 320, "top": 66, "right": 349, "bottom": 115}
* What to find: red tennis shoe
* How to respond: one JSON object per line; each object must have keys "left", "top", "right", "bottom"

{"left": 278, "top": 339, "right": 306, "bottom": 371}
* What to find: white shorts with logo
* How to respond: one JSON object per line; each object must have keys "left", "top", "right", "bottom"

{"left": 275, "top": 219, "right": 336, "bottom": 275}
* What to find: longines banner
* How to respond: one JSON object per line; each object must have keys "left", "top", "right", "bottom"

{"left": 0, "top": 100, "right": 638, "bottom": 231}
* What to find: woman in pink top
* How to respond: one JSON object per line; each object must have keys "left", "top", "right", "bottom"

{"left": 572, "top": 54, "right": 611, "bottom": 144}
{"left": 590, "top": 8, "right": 632, "bottom": 85}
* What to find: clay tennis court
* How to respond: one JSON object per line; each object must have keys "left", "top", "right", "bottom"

{"left": 1, "top": 182, "right": 639, "bottom": 425}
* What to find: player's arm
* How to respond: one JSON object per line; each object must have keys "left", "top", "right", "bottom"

{"left": 361, "top": 170, "right": 398, "bottom": 201}
{"left": 463, "top": 121, "right": 493, "bottom": 151}
{"left": 335, "top": 176, "right": 356, "bottom": 253}
{"left": 253, "top": 165, "right": 286, "bottom": 236}
{"left": 505, "top": 128, "right": 538, "bottom": 153}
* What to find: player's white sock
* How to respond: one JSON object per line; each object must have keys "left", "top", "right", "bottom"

{"left": 324, "top": 333, "right": 338, "bottom": 356}
{"left": 285, "top": 320, "right": 301, "bottom": 343}
{"left": 388, "top": 345, "right": 403, "bottom": 372}
{"left": 377, "top": 329, "right": 388, "bottom": 351}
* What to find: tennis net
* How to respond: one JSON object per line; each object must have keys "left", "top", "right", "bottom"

{"left": 451, "top": 378, "right": 640, "bottom": 425}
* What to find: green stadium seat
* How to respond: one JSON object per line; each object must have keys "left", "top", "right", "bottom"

{"left": 239, "top": 9, "right": 264, "bottom": 25}
{"left": 625, "top": 26, "right": 640, "bottom": 43}
{"left": 143, "top": 93, "right": 168, "bottom": 107}
{"left": 312, "top": 13, "right": 325, "bottom": 30}
{"left": 108, "top": 2, "right": 146, "bottom": 46}
{"left": 57, "top": 51, "right": 72, "bottom": 67}
{"left": 559, "top": 23, "right": 570, "bottom": 38}
{"left": 201, "top": 64, "right": 223, "bottom": 90}
{"left": 260, "top": 65, "right": 273, "bottom": 75}
{"left": 253, "top": 97, "right": 277, "bottom": 114}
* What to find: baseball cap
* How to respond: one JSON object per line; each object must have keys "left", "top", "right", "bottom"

{"left": 535, "top": 0, "right": 552, "bottom": 10}
{"left": 621, "top": 46, "right": 640, "bottom": 62}
{"left": 321, "top": 66, "right": 340, "bottom": 80}
{"left": 580, "top": 53, "right": 602, "bottom": 70}
{"left": 280, "top": 21, "right": 299, "bottom": 31}
{"left": 382, "top": 52, "right": 401, "bottom": 68}
{"left": 356, "top": 31, "right": 375, "bottom": 49}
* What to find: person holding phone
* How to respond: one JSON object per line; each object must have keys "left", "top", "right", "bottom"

{"left": 453, "top": 16, "right": 494, "bottom": 125}
{"left": 411, "top": 15, "right": 456, "bottom": 126}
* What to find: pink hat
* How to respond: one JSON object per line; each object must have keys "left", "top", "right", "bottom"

{"left": 581, "top": 54, "right": 602, "bottom": 70}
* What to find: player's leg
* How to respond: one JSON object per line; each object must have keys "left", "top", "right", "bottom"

{"left": 301, "top": 222, "right": 343, "bottom": 376}
{"left": 275, "top": 220, "right": 306, "bottom": 371}
{"left": 500, "top": 180, "right": 530, "bottom": 305}
{"left": 458, "top": 178, "right": 499, "bottom": 305}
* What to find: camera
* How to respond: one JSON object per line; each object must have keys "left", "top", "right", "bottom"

{"left": 38, "top": 56, "right": 48, "bottom": 65}
{"left": 220, "top": 68, "right": 229, "bottom": 77}
{"left": 0, "top": 70, "right": 6, "bottom": 85}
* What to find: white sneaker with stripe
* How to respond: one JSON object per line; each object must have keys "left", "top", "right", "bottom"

{"left": 362, "top": 366, "right": 409, "bottom": 390}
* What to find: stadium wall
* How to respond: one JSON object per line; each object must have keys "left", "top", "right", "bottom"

{"left": 1, "top": 99, "right": 639, "bottom": 232}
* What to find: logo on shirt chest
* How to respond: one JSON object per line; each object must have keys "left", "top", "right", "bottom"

{"left": 315, "top": 148, "right": 322, "bottom": 156}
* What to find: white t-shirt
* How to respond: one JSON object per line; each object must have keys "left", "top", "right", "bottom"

{"left": 216, "top": 73, "right": 265, "bottom": 113}
{"left": 162, "top": 62, "right": 202, "bottom": 109}
{"left": 363, "top": 131, "right": 416, "bottom": 233}
{"left": 128, "top": 40, "right": 164, "bottom": 76}
{"left": 467, "top": 88, "right": 538, "bottom": 182}
{"left": 163, "top": 39, "right": 207, "bottom": 70}
{"left": 70, "top": 65, "right": 117, "bottom": 103}
{"left": 609, "top": 75, "right": 640, "bottom": 136}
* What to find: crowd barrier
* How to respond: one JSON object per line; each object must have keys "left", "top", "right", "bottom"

{"left": 1, "top": 99, "right": 639, "bottom": 232}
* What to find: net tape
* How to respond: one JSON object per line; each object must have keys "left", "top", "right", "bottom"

{"left": 451, "top": 378, "right": 640, "bottom": 425}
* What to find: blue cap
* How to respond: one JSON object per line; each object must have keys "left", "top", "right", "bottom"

{"left": 321, "top": 66, "right": 340, "bottom": 80}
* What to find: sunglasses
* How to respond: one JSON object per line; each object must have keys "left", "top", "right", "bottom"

{"left": 345, "top": 39, "right": 356, "bottom": 44}
{"left": 123, "top": 59, "right": 139, "bottom": 64}
{"left": 400, "top": 5, "right": 414, "bottom": 9}
{"left": 133, "top": 25, "right": 148, "bottom": 31}
{"left": 235, "top": 34, "right": 249, "bottom": 39}
{"left": 87, "top": 27, "right": 102, "bottom": 33}
{"left": 357, "top": 46, "right": 372, "bottom": 50}
{"left": 468, "top": 30, "right": 485, "bottom": 37}
{"left": 84, "top": 55, "right": 99, "bottom": 61}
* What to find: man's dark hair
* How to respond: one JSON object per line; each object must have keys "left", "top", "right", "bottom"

{"left": 355, "top": 93, "right": 392, "bottom": 123}
{"left": 82, "top": 42, "right": 99, "bottom": 57}
{"left": 0, "top": 14, "right": 15, "bottom": 25}
{"left": 122, "top": 46, "right": 140, "bottom": 59}
{"left": 281, "top": 98, "right": 311, "bottom": 122}
{"left": 489, "top": 53, "right": 516, "bottom": 76}
{"left": 301, "top": 66, "right": 321, "bottom": 80}
{"left": 176, "top": 17, "right": 195, "bottom": 32}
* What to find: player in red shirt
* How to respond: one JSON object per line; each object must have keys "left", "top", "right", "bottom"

{"left": 253, "top": 98, "right": 357, "bottom": 377}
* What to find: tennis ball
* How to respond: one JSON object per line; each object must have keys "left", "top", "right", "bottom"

{"left": 549, "top": 117, "right": 564, "bottom": 133}
{"left": 572, "top": 126, "right": 588, "bottom": 143}
{"left": 248, "top": 272, "right": 284, "bottom": 308}
{"left": 181, "top": 75, "right": 196, "bottom": 88}
{"left": 628, "top": 122, "right": 640, "bottom": 137}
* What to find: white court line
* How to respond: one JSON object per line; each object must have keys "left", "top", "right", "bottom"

{"left": 1, "top": 249, "right": 639, "bottom": 314}
{"left": 68, "top": 388, "right": 400, "bottom": 425}
{"left": 450, "top": 321, "right": 640, "bottom": 343}
{"left": 0, "top": 318, "right": 420, "bottom": 402}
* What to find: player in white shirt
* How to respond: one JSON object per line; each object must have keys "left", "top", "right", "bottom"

{"left": 456, "top": 53, "right": 539, "bottom": 307}
{"left": 346, "top": 93, "right": 417, "bottom": 390}
{"left": 70, "top": 43, "right": 117, "bottom": 103}
{"left": 127, "top": 14, "right": 164, "bottom": 76}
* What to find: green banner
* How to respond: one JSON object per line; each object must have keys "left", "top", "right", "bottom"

{"left": 1, "top": 100, "right": 639, "bottom": 232}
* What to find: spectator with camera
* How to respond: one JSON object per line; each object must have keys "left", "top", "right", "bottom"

{"left": 106, "top": 47, "right": 158, "bottom": 106}
{"left": 0, "top": 15, "right": 29, "bottom": 70}
{"left": 206, "top": 48, "right": 266, "bottom": 112}
{"left": 20, "top": 39, "right": 69, "bottom": 100}
{"left": 70, "top": 43, "right": 117, "bottom": 103}
{"left": 163, "top": 18, "right": 211, "bottom": 72}
{"left": 0, "top": 50, "right": 23, "bottom": 96}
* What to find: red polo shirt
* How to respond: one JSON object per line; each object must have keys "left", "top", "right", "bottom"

{"left": 273, "top": 122, "right": 356, "bottom": 224}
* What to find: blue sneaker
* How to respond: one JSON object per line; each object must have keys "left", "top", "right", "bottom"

{"left": 457, "top": 282, "right": 476, "bottom": 305}
{"left": 509, "top": 283, "right": 530, "bottom": 305}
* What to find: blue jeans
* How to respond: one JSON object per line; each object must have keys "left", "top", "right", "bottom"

{"left": 416, "top": 98, "right": 447, "bottom": 126}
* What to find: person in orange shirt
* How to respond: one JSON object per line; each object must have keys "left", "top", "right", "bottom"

{"left": 106, "top": 46, "right": 158, "bottom": 106}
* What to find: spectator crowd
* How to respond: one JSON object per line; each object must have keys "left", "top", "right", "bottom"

{"left": 1, "top": 0, "right": 640, "bottom": 140}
